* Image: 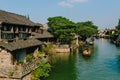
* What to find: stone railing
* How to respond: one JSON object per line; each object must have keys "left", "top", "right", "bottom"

{"left": 21, "top": 56, "right": 48, "bottom": 77}
{"left": 0, "top": 56, "right": 48, "bottom": 79}
{"left": 21, "top": 58, "right": 41, "bottom": 76}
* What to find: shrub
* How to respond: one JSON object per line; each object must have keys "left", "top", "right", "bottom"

{"left": 31, "top": 60, "right": 51, "bottom": 80}
{"left": 26, "top": 54, "right": 33, "bottom": 62}
{"left": 17, "top": 60, "right": 24, "bottom": 65}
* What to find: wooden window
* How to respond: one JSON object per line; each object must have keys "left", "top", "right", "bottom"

{"left": 32, "top": 28, "right": 35, "bottom": 32}
{"left": 19, "top": 27, "right": 23, "bottom": 31}
{"left": 8, "top": 26, "right": 12, "bottom": 31}
{"left": 2, "top": 33, "right": 14, "bottom": 39}
{"left": 2, "top": 26, "right": 12, "bottom": 31}
{"left": 23, "top": 27, "right": 26, "bottom": 31}
{"left": 3, "top": 26, "right": 7, "bottom": 31}
{"left": 19, "top": 33, "right": 28, "bottom": 38}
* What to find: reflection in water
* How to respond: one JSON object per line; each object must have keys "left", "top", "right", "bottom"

{"left": 47, "top": 39, "right": 120, "bottom": 80}
{"left": 82, "top": 56, "right": 92, "bottom": 61}
{"left": 47, "top": 52, "right": 77, "bottom": 80}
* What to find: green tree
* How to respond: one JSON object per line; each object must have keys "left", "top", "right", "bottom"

{"left": 116, "top": 19, "right": 120, "bottom": 30}
{"left": 76, "top": 21, "right": 98, "bottom": 41}
{"left": 48, "top": 16, "right": 76, "bottom": 44}
{"left": 48, "top": 16, "right": 98, "bottom": 42}
{"left": 32, "top": 60, "right": 51, "bottom": 80}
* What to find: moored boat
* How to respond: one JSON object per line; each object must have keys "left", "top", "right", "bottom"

{"left": 82, "top": 48, "right": 91, "bottom": 56}
{"left": 89, "top": 41, "right": 94, "bottom": 45}
{"left": 82, "top": 43, "right": 91, "bottom": 56}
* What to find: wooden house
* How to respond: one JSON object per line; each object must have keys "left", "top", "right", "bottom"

{"left": 0, "top": 10, "right": 51, "bottom": 80}
{"left": 0, "top": 10, "right": 43, "bottom": 42}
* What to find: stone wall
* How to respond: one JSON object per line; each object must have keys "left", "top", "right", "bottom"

{"left": 0, "top": 78, "right": 21, "bottom": 80}
{"left": 0, "top": 48, "right": 48, "bottom": 80}
{"left": 0, "top": 48, "right": 13, "bottom": 67}
{"left": 0, "top": 73, "right": 32, "bottom": 80}
{"left": 55, "top": 44, "right": 70, "bottom": 53}
{"left": 55, "top": 48, "right": 70, "bottom": 53}
{"left": 22, "top": 74, "right": 31, "bottom": 80}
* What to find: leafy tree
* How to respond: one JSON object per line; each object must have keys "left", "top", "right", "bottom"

{"left": 48, "top": 16, "right": 98, "bottom": 42}
{"left": 32, "top": 60, "right": 51, "bottom": 80}
{"left": 110, "top": 19, "right": 120, "bottom": 41}
{"left": 48, "top": 16, "right": 76, "bottom": 44}
{"left": 76, "top": 21, "right": 98, "bottom": 41}
{"left": 116, "top": 19, "right": 120, "bottom": 30}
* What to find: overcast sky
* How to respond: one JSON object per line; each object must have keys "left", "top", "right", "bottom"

{"left": 0, "top": 0, "right": 120, "bottom": 29}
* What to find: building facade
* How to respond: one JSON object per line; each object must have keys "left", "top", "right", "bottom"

{"left": 0, "top": 10, "right": 52, "bottom": 80}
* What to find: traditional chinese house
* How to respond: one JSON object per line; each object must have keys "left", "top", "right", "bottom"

{"left": 0, "top": 10, "right": 43, "bottom": 41}
{"left": 0, "top": 10, "right": 53, "bottom": 80}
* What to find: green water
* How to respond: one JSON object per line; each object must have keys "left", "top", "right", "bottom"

{"left": 47, "top": 39, "right": 120, "bottom": 80}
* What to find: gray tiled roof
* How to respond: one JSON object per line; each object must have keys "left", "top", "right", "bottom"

{"left": 0, "top": 39, "right": 42, "bottom": 51}
{"left": 0, "top": 10, "right": 36, "bottom": 26}
{"left": 32, "top": 30, "right": 53, "bottom": 39}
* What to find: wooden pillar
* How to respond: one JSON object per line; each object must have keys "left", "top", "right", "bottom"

{"left": 29, "top": 28, "right": 32, "bottom": 33}
{"left": 26, "top": 28, "right": 28, "bottom": 33}
{"left": 15, "top": 27, "right": 18, "bottom": 33}
{"left": 10, "top": 26, "right": 13, "bottom": 32}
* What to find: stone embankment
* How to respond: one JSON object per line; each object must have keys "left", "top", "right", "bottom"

{"left": 55, "top": 45, "right": 70, "bottom": 53}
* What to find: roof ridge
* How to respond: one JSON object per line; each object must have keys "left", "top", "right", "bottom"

{"left": 0, "top": 10, "right": 25, "bottom": 18}
{"left": 0, "top": 10, "right": 35, "bottom": 26}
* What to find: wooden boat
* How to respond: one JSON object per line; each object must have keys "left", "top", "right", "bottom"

{"left": 82, "top": 48, "right": 91, "bottom": 56}
{"left": 82, "top": 42, "right": 92, "bottom": 56}
{"left": 89, "top": 41, "right": 94, "bottom": 45}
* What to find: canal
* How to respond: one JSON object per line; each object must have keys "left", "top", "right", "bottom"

{"left": 47, "top": 39, "right": 120, "bottom": 80}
